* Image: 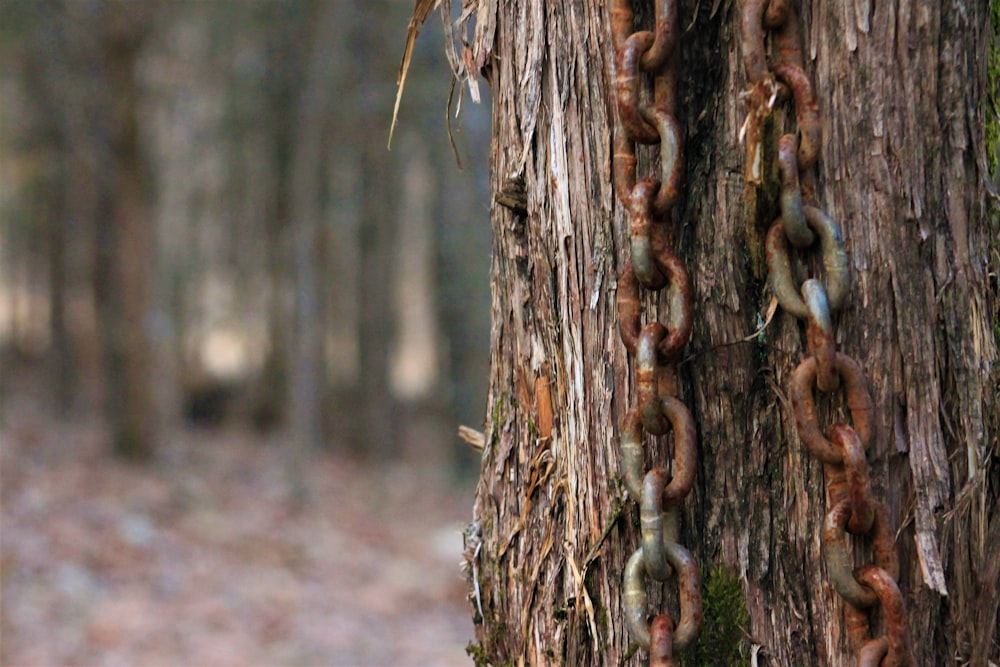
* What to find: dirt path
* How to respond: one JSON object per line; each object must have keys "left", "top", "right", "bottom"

{"left": 1, "top": 398, "right": 475, "bottom": 666}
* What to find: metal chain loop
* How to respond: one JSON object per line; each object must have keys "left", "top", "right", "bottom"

{"left": 802, "top": 279, "right": 839, "bottom": 392}
{"left": 648, "top": 614, "right": 676, "bottom": 667}
{"left": 649, "top": 614, "right": 677, "bottom": 667}
{"left": 624, "top": 539, "right": 701, "bottom": 652}
{"left": 739, "top": 1, "right": 914, "bottom": 662}
{"left": 829, "top": 424, "right": 876, "bottom": 533}
{"left": 617, "top": 255, "right": 692, "bottom": 361}
{"left": 788, "top": 353, "right": 874, "bottom": 464}
{"left": 612, "top": 0, "right": 701, "bottom": 662}
{"left": 777, "top": 133, "right": 812, "bottom": 247}
{"left": 823, "top": 495, "right": 899, "bottom": 608}
{"left": 764, "top": 206, "right": 850, "bottom": 319}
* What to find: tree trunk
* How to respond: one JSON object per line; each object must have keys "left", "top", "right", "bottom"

{"left": 100, "top": 6, "right": 157, "bottom": 461}
{"left": 47, "top": 176, "right": 73, "bottom": 416}
{"left": 356, "top": 137, "right": 401, "bottom": 458}
{"left": 287, "top": 0, "right": 346, "bottom": 457}
{"left": 354, "top": 1, "right": 407, "bottom": 458}
{"left": 463, "top": 1, "right": 998, "bottom": 665}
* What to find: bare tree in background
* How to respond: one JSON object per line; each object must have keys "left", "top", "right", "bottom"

{"left": 286, "top": 0, "right": 348, "bottom": 471}
{"left": 95, "top": 2, "right": 159, "bottom": 460}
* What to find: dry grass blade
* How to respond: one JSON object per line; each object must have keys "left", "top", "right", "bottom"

{"left": 389, "top": 0, "right": 441, "bottom": 148}
{"left": 457, "top": 425, "right": 485, "bottom": 450}
{"left": 742, "top": 294, "right": 778, "bottom": 342}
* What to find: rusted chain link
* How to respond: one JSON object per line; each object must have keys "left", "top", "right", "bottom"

{"left": 612, "top": 0, "right": 701, "bottom": 662}
{"left": 739, "top": 1, "right": 914, "bottom": 663}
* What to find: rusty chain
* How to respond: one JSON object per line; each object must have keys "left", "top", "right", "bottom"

{"left": 739, "top": 1, "right": 914, "bottom": 664}
{"left": 612, "top": 0, "right": 701, "bottom": 663}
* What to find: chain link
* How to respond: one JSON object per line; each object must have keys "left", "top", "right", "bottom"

{"left": 612, "top": 0, "right": 701, "bottom": 663}
{"left": 740, "top": 1, "right": 914, "bottom": 663}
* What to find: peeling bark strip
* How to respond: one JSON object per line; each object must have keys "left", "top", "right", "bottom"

{"left": 452, "top": 1, "right": 999, "bottom": 664}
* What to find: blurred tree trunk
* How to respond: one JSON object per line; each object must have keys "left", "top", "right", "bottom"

{"left": 99, "top": 6, "right": 156, "bottom": 460}
{"left": 464, "top": 1, "right": 998, "bottom": 665}
{"left": 286, "top": 0, "right": 346, "bottom": 457}
{"left": 392, "top": 132, "right": 445, "bottom": 458}
{"left": 352, "top": 2, "right": 407, "bottom": 459}
{"left": 17, "top": 12, "right": 96, "bottom": 415}
{"left": 258, "top": 4, "right": 309, "bottom": 437}
{"left": 357, "top": 137, "right": 400, "bottom": 458}
{"left": 24, "top": 59, "right": 76, "bottom": 416}
{"left": 434, "top": 117, "right": 492, "bottom": 471}
{"left": 46, "top": 178, "right": 73, "bottom": 415}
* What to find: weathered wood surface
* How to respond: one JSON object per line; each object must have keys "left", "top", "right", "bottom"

{"left": 461, "top": 1, "right": 998, "bottom": 664}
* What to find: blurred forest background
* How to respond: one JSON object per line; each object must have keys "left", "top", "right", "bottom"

{"left": 0, "top": 0, "right": 492, "bottom": 462}
{"left": 0, "top": 0, "right": 489, "bottom": 664}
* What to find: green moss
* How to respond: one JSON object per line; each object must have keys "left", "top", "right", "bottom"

{"left": 464, "top": 643, "right": 513, "bottom": 667}
{"left": 624, "top": 642, "right": 640, "bottom": 661}
{"left": 491, "top": 395, "right": 505, "bottom": 429}
{"left": 595, "top": 599, "right": 610, "bottom": 635}
{"left": 466, "top": 619, "right": 515, "bottom": 667}
{"left": 687, "top": 564, "right": 750, "bottom": 667}
{"left": 466, "top": 642, "right": 491, "bottom": 666}
{"left": 488, "top": 394, "right": 507, "bottom": 451}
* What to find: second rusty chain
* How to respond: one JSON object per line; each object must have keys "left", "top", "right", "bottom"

{"left": 740, "top": 1, "right": 914, "bottom": 664}
{"left": 612, "top": 0, "right": 701, "bottom": 665}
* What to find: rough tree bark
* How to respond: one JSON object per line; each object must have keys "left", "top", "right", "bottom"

{"left": 461, "top": 1, "right": 998, "bottom": 665}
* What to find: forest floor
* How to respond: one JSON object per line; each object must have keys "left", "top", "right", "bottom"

{"left": 0, "top": 393, "right": 477, "bottom": 666}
